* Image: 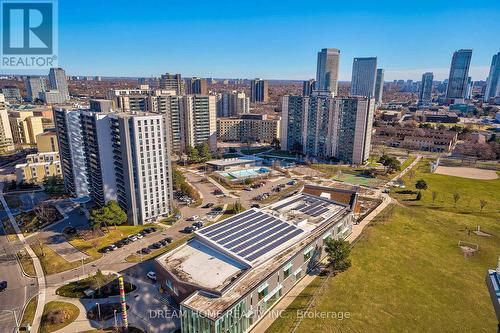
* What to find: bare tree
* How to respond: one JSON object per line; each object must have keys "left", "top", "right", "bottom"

{"left": 34, "top": 203, "right": 56, "bottom": 225}
{"left": 432, "top": 191, "right": 438, "bottom": 203}
{"left": 407, "top": 170, "right": 415, "bottom": 181}
{"left": 479, "top": 199, "right": 487, "bottom": 212}
{"left": 453, "top": 193, "right": 461, "bottom": 207}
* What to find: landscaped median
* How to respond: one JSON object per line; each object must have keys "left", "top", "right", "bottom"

{"left": 56, "top": 270, "right": 136, "bottom": 298}
{"left": 16, "top": 249, "right": 36, "bottom": 277}
{"left": 126, "top": 234, "right": 193, "bottom": 263}
{"left": 39, "top": 301, "right": 80, "bottom": 333}
{"left": 20, "top": 295, "right": 38, "bottom": 330}
{"left": 31, "top": 225, "right": 153, "bottom": 275}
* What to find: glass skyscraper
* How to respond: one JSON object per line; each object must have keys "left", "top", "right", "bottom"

{"left": 419, "top": 72, "right": 434, "bottom": 106}
{"left": 374, "top": 68, "right": 384, "bottom": 105}
{"left": 315, "top": 48, "right": 340, "bottom": 95}
{"left": 350, "top": 57, "right": 377, "bottom": 98}
{"left": 445, "top": 49, "right": 472, "bottom": 100}
{"left": 485, "top": 52, "right": 500, "bottom": 101}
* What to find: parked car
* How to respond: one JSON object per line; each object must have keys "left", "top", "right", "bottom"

{"left": 99, "top": 246, "right": 111, "bottom": 253}
{"left": 141, "top": 247, "right": 151, "bottom": 254}
{"left": 0, "top": 281, "right": 7, "bottom": 292}
{"left": 115, "top": 241, "right": 125, "bottom": 248}
{"left": 202, "top": 203, "right": 214, "bottom": 208}
{"left": 121, "top": 238, "right": 131, "bottom": 245}
{"left": 174, "top": 213, "right": 182, "bottom": 220}
{"left": 184, "top": 226, "right": 194, "bottom": 233}
{"left": 193, "top": 221, "right": 204, "bottom": 228}
{"left": 109, "top": 244, "right": 118, "bottom": 251}
{"left": 139, "top": 231, "right": 147, "bottom": 236}
{"left": 146, "top": 271, "right": 157, "bottom": 281}
{"left": 143, "top": 228, "right": 153, "bottom": 234}
{"left": 287, "top": 180, "right": 297, "bottom": 185}
{"left": 212, "top": 207, "right": 223, "bottom": 212}
{"left": 188, "top": 215, "right": 199, "bottom": 221}
{"left": 164, "top": 237, "right": 173, "bottom": 243}
{"left": 135, "top": 233, "right": 144, "bottom": 239}
{"left": 159, "top": 239, "right": 168, "bottom": 246}
{"left": 151, "top": 242, "right": 162, "bottom": 249}
{"left": 128, "top": 235, "right": 138, "bottom": 242}
{"left": 251, "top": 204, "right": 260, "bottom": 208}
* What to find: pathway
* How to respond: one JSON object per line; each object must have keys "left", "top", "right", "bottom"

{"left": 250, "top": 156, "right": 422, "bottom": 333}
{"left": 0, "top": 184, "right": 46, "bottom": 333}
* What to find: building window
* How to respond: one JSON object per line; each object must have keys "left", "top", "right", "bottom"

{"left": 303, "top": 246, "right": 313, "bottom": 262}
{"left": 283, "top": 262, "right": 293, "bottom": 280}
{"left": 257, "top": 282, "right": 268, "bottom": 301}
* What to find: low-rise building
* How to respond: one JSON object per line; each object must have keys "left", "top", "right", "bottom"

{"left": 374, "top": 126, "right": 458, "bottom": 152}
{"left": 15, "top": 152, "right": 61, "bottom": 184}
{"left": 415, "top": 111, "right": 459, "bottom": 123}
{"left": 154, "top": 185, "right": 356, "bottom": 333}
{"left": 206, "top": 156, "right": 264, "bottom": 172}
{"left": 217, "top": 114, "right": 280, "bottom": 143}
{"left": 8, "top": 110, "right": 44, "bottom": 145}
{"left": 15, "top": 130, "right": 61, "bottom": 184}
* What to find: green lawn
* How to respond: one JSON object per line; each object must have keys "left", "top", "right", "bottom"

{"left": 267, "top": 161, "right": 499, "bottom": 332}
{"left": 40, "top": 301, "right": 79, "bottom": 333}
{"left": 20, "top": 296, "right": 37, "bottom": 328}
{"left": 33, "top": 225, "right": 150, "bottom": 275}
{"left": 17, "top": 250, "right": 36, "bottom": 277}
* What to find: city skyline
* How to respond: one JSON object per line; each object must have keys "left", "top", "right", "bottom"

{"left": 0, "top": 0, "right": 498, "bottom": 80}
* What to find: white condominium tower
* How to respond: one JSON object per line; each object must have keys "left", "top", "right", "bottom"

{"left": 316, "top": 48, "right": 340, "bottom": 95}
{"left": 350, "top": 57, "right": 377, "bottom": 98}
{"left": 55, "top": 108, "right": 174, "bottom": 225}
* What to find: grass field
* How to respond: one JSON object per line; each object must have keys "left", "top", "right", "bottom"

{"left": 40, "top": 301, "right": 79, "bottom": 333}
{"left": 267, "top": 160, "right": 499, "bottom": 333}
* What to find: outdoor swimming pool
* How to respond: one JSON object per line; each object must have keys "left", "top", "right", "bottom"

{"left": 220, "top": 167, "right": 271, "bottom": 180}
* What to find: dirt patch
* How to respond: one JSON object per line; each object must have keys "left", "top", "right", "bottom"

{"left": 434, "top": 166, "right": 498, "bottom": 180}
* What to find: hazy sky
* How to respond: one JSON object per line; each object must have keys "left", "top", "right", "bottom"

{"left": 2, "top": 0, "right": 499, "bottom": 80}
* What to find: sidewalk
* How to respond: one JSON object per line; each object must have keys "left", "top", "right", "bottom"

{"left": 250, "top": 157, "right": 420, "bottom": 333}
{"left": 0, "top": 185, "right": 46, "bottom": 333}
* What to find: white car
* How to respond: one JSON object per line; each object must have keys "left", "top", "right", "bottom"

{"left": 147, "top": 271, "right": 157, "bottom": 281}
{"left": 109, "top": 244, "right": 118, "bottom": 251}
{"left": 188, "top": 215, "right": 199, "bottom": 221}
{"left": 128, "top": 235, "right": 138, "bottom": 242}
{"left": 136, "top": 233, "right": 144, "bottom": 239}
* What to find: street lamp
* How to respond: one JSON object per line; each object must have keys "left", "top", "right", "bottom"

{"left": 96, "top": 302, "right": 101, "bottom": 321}
{"left": 113, "top": 309, "right": 118, "bottom": 330}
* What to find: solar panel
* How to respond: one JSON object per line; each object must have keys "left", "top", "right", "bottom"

{"left": 311, "top": 207, "right": 329, "bottom": 217}
{"left": 307, "top": 205, "right": 326, "bottom": 216}
{"left": 245, "top": 229, "right": 304, "bottom": 261}
{"left": 237, "top": 225, "right": 297, "bottom": 258}
{"left": 208, "top": 213, "right": 265, "bottom": 240}
{"left": 212, "top": 215, "right": 273, "bottom": 242}
{"left": 220, "top": 218, "right": 279, "bottom": 246}
{"left": 231, "top": 222, "right": 289, "bottom": 254}
{"left": 273, "top": 196, "right": 302, "bottom": 210}
{"left": 204, "top": 211, "right": 263, "bottom": 238}
{"left": 199, "top": 209, "right": 256, "bottom": 234}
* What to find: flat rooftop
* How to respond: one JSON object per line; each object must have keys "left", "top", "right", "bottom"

{"left": 162, "top": 239, "right": 248, "bottom": 292}
{"left": 206, "top": 156, "right": 263, "bottom": 167}
{"left": 156, "top": 189, "right": 353, "bottom": 317}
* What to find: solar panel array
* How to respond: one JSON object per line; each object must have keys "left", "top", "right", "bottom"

{"left": 198, "top": 209, "right": 304, "bottom": 262}
{"left": 274, "top": 194, "right": 331, "bottom": 217}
